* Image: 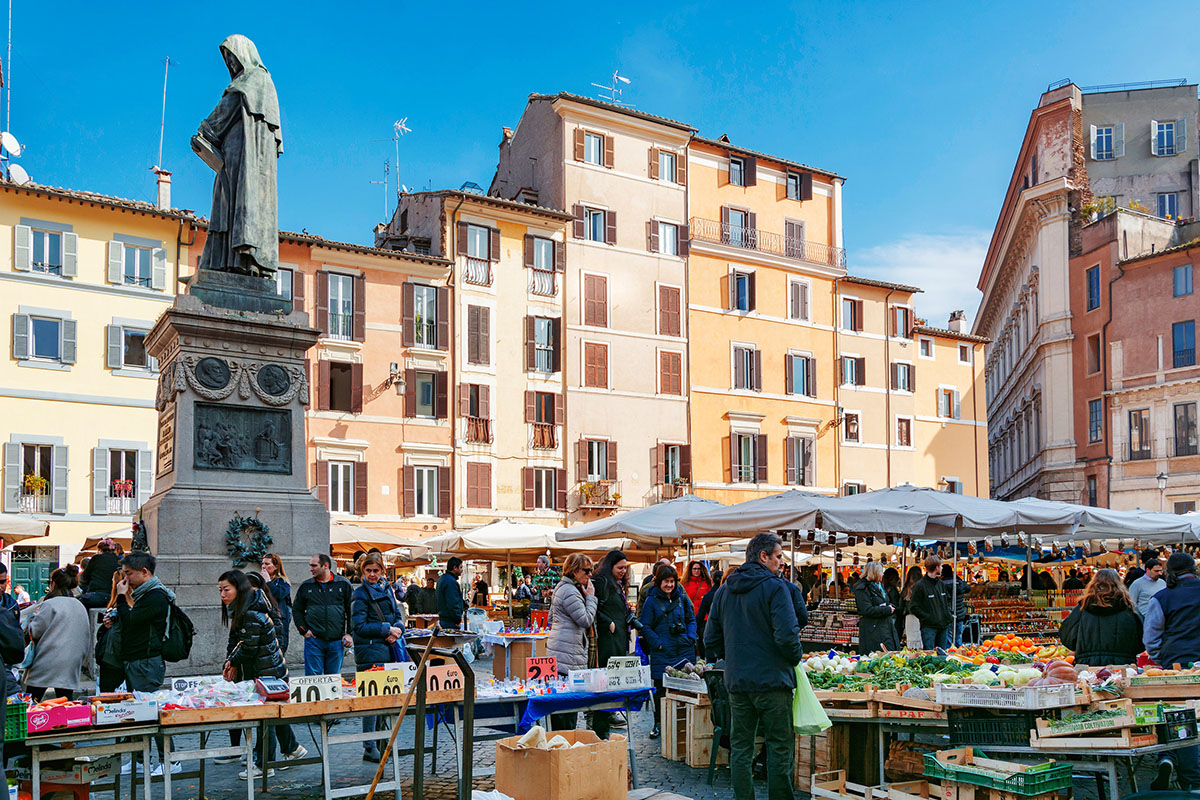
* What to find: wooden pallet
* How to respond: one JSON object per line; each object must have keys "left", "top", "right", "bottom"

{"left": 663, "top": 686, "right": 709, "bottom": 707}
{"left": 661, "top": 698, "right": 687, "bottom": 762}
{"left": 682, "top": 702, "right": 728, "bottom": 768}
{"left": 875, "top": 686, "right": 944, "bottom": 713}
{"left": 816, "top": 689, "right": 877, "bottom": 718}
{"left": 810, "top": 770, "right": 887, "bottom": 800}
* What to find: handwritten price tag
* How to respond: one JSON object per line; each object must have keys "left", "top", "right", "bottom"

{"left": 289, "top": 674, "right": 341, "bottom": 703}
{"left": 526, "top": 656, "right": 557, "bottom": 681}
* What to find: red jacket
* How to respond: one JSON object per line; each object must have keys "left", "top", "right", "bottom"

{"left": 683, "top": 578, "right": 710, "bottom": 612}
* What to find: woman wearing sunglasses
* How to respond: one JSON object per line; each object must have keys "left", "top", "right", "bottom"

{"left": 545, "top": 553, "right": 597, "bottom": 730}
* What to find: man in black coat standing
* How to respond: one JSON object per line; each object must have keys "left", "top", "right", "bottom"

{"left": 705, "top": 532, "right": 803, "bottom": 800}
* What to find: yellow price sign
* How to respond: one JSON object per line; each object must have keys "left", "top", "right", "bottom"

{"left": 355, "top": 669, "right": 408, "bottom": 698}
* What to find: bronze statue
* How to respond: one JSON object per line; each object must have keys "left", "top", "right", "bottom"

{"left": 192, "top": 35, "right": 283, "bottom": 278}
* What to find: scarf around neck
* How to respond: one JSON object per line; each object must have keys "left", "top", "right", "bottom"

{"left": 132, "top": 576, "right": 175, "bottom": 604}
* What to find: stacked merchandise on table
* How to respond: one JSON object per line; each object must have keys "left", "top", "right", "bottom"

{"left": 801, "top": 598, "right": 861, "bottom": 648}
{"left": 967, "top": 597, "right": 1058, "bottom": 640}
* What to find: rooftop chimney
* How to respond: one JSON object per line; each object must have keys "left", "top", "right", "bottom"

{"left": 501, "top": 126, "right": 513, "bottom": 146}
{"left": 153, "top": 168, "right": 172, "bottom": 210}
{"left": 948, "top": 310, "right": 967, "bottom": 333}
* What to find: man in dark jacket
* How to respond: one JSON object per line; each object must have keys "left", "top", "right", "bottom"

{"left": 79, "top": 539, "right": 122, "bottom": 608}
{"left": 437, "top": 557, "right": 466, "bottom": 629}
{"left": 408, "top": 574, "right": 438, "bottom": 616}
{"left": 114, "top": 552, "right": 172, "bottom": 691}
{"left": 908, "top": 556, "right": 952, "bottom": 650}
{"left": 940, "top": 563, "right": 970, "bottom": 646}
{"left": 705, "top": 532, "right": 802, "bottom": 800}
{"left": 0, "top": 594, "right": 22, "bottom": 789}
{"left": 293, "top": 554, "right": 354, "bottom": 675}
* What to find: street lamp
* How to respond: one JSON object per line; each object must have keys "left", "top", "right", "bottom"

{"left": 1157, "top": 472, "right": 1168, "bottom": 512}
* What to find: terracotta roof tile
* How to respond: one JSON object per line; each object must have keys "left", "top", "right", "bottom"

{"left": 691, "top": 135, "right": 845, "bottom": 181}
{"left": 911, "top": 324, "right": 990, "bottom": 344}
{"left": 0, "top": 178, "right": 197, "bottom": 220}
{"left": 842, "top": 275, "right": 923, "bottom": 293}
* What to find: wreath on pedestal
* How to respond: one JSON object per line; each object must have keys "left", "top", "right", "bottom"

{"left": 225, "top": 515, "right": 272, "bottom": 567}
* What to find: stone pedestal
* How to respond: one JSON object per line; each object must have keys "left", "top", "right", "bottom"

{"left": 142, "top": 271, "right": 329, "bottom": 674}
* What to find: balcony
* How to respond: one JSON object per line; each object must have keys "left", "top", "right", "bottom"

{"left": 690, "top": 216, "right": 847, "bottom": 268}
{"left": 107, "top": 494, "right": 137, "bottom": 515}
{"left": 531, "top": 423, "right": 557, "bottom": 450}
{"left": 1174, "top": 349, "right": 1196, "bottom": 369}
{"left": 414, "top": 320, "right": 437, "bottom": 349}
{"left": 329, "top": 312, "right": 353, "bottom": 341}
{"left": 531, "top": 268, "right": 557, "bottom": 297}
{"left": 465, "top": 257, "right": 492, "bottom": 287}
{"left": 658, "top": 481, "right": 690, "bottom": 501}
{"left": 578, "top": 480, "right": 620, "bottom": 509}
{"left": 19, "top": 492, "right": 50, "bottom": 514}
{"left": 465, "top": 416, "right": 493, "bottom": 444}
{"left": 1171, "top": 437, "right": 1199, "bottom": 458}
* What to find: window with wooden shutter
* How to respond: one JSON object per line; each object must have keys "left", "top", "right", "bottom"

{"left": 437, "top": 466, "right": 450, "bottom": 517}
{"left": 853, "top": 299, "right": 864, "bottom": 332}
{"left": 350, "top": 362, "right": 364, "bottom": 413}
{"left": 800, "top": 172, "right": 813, "bottom": 201}
{"left": 603, "top": 135, "right": 614, "bottom": 169}
{"left": 573, "top": 128, "right": 585, "bottom": 161}
{"left": 467, "top": 305, "right": 490, "bottom": 365}
{"left": 354, "top": 462, "right": 368, "bottom": 516}
{"left": 785, "top": 436, "right": 799, "bottom": 485}
{"left": 522, "top": 467, "right": 536, "bottom": 510}
{"left": 648, "top": 148, "right": 659, "bottom": 180}
{"left": 789, "top": 279, "right": 810, "bottom": 320}
{"left": 854, "top": 357, "right": 866, "bottom": 387}
{"left": 753, "top": 349, "right": 763, "bottom": 391}
{"left": 555, "top": 468, "right": 567, "bottom": 511}
{"left": 316, "top": 459, "right": 330, "bottom": 507}
{"left": 606, "top": 440, "right": 619, "bottom": 481}
{"left": 584, "top": 343, "right": 608, "bottom": 388}
{"left": 572, "top": 204, "right": 585, "bottom": 239}
{"left": 352, "top": 275, "right": 366, "bottom": 342}
{"left": 583, "top": 275, "right": 608, "bottom": 327}
{"left": 659, "top": 351, "right": 682, "bottom": 395}
{"left": 314, "top": 271, "right": 330, "bottom": 333}
{"left": 658, "top": 285, "right": 681, "bottom": 337}
{"left": 317, "top": 360, "right": 332, "bottom": 410}
{"left": 676, "top": 154, "right": 687, "bottom": 186}
{"left": 754, "top": 434, "right": 767, "bottom": 482}
{"left": 435, "top": 371, "right": 448, "bottom": 419}
{"left": 646, "top": 220, "right": 659, "bottom": 253}
{"left": 436, "top": 286, "right": 450, "bottom": 351}
{"left": 400, "top": 282, "right": 415, "bottom": 347}
{"left": 604, "top": 210, "right": 617, "bottom": 245}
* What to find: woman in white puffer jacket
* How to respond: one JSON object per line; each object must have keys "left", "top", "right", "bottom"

{"left": 545, "top": 553, "right": 597, "bottom": 729}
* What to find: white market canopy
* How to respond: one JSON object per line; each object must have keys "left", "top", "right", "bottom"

{"left": 0, "top": 517, "right": 50, "bottom": 546}
{"left": 1009, "top": 497, "right": 1198, "bottom": 542}
{"left": 555, "top": 495, "right": 725, "bottom": 547}
{"left": 331, "top": 521, "right": 431, "bottom": 557}
{"left": 674, "top": 490, "right": 929, "bottom": 539}
{"left": 418, "top": 519, "right": 657, "bottom": 561}
{"left": 839, "top": 485, "right": 1079, "bottom": 538}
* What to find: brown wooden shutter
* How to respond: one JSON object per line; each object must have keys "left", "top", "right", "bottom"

{"left": 755, "top": 434, "right": 768, "bottom": 483}
{"left": 353, "top": 275, "right": 366, "bottom": 342}
{"left": 734, "top": 347, "right": 745, "bottom": 388}
{"left": 597, "top": 276, "right": 608, "bottom": 325}
{"left": 800, "top": 172, "right": 813, "bottom": 201}
{"left": 680, "top": 444, "right": 692, "bottom": 480}
{"left": 659, "top": 286, "right": 680, "bottom": 336}
{"left": 785, "top": 355, "right": 794, "bottom": 395}
{"left": 806, "top": 357, "right": 817, "bottom": 397}
{"left": 489, "top": 227, "right": 500, "bottom": 261}
{"left": 404, "top": 368, "right": 416, "bottom": 417}
{"left": 603, "top": 135, "right": 614, "bottom": 169}
{"left": 524, "top": 391, "right": 536, "bottom": 423}
{"left": 467, "top": 306, "right": 480, "bottom": 364}
{"left": 802, "top": 438, "right": 814, "bottom": 486}
{"left": 678, "top": 225, "right": 689, "bottom": 257}
{"left": 753, "top": 349, "right": 763, "bottom": 391}
{"left": 854, "top": 357, "right": 866, "bottom": 386}
{"left": 889, "top": 307, "right": 898, "bottom": 337}
{"left": 890, "top": 363, "right": 899, "bottom": 390}
{"left": 317, "top": 360, "right": 331, "bottom": 410}
{"left": 402, "top": 465, "right": 415, "bottom": 516}
{"left": 437, "top": 466, "right": 450, "bottom": 516}
{"left": 606, "top": 440, "right": 618, "bottom": 480}
{"left": 646, "top": 220, "right": 659, "bottom": 253}
{"left": 523, "top": 235, "right": 534, "bottom": 267}
{"left": 523, "top": 467, "right": 535, "bottom": 511}
{"left": 747, "top": 210, "right": 757, "bottom": 234}
{"left": 572, "top": 205, "right": 585, "bottom": 239}
{"left": 748, "top": 272, "right": 757, "bottom": 311}
{"left": 351, "top": 362, "right": 364, "bottom": 413}
{"left": 292, "top": 269, "right": 305, "bottom": 311}
{"left": 721, "top": 273, "right": 731, "bottom": 310}
{"left": 555, "top": 468, "right": 567, "bottom": 511}
{"left": 465, "top": 463, "right": 477, "bottom": 508}
{"left": 481, "top": 463, "right": 493, "bottom": 508}
{"left": 435, "top": 371, "right": 448, "bottom": 418}
{"left": 744, "top": 156, "right": 757, "bottom": 186}
{"left": 354, "top": 462, "right": 368, "bottom": 515}
{"left": 401, "top": 282, "right": 415, "bottom": 347}
{"left": 478, "top": 306, "right": 490, "bottom": 365}
{"left": 554, "top": 240, "right": 565, "bottom": 272}
{"left": 785, "top": 436, "right": 798, "bottom": 485}
{"left": 457, "top": 221, "right": 469, "bottom": 255}
{"left": 524, "top": 315, "right": 536, "bottom": 370}
{"left": 316, "top": 460, "right": 329, "bottom": 507}
{"left": 853, "top": 299, "right": 864, "bottom": 332}
{"left": 577, "top": 439, "right": 589, "bottom": 481}
{"left": 676, "top": 155, "right": 687, "bottom": 186}
{"left": 910, "top": 362, "right": 916, "bottom": 388}
{"left": 459, "top": 383, "right": 471, "bottom": 417}
{"left": 315, "top": 270, "right": 329, "bottom": 333}
{"left": 604, "top": 210, "right": 616, "bottom": 245}
{"left": 436, "top": 287, "right": 450, "bottom": 351}
{"left": 727, "top": 435, "right": 738, "bottom": 482}
{"left": 573, "top": 128, "right": 585, "bottom": 161}
{"left": 648, "top": 148, "right": 659, "bottom": 180}
{"left": 553, "top": 392, "right": 564, "bottom": 425}
{"left": 480, "top": 385, "right": 490, "bottom": 419}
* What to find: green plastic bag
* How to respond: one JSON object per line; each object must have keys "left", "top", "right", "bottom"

{"left": 793, "top": 665, "right": 832, "bottom": 735}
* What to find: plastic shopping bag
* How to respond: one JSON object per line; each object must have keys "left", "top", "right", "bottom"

{"left": 793, "top": 664, "right": 831, "bottom": 735}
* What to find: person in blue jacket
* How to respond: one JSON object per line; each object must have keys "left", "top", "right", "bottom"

{"left": 352, "top": 552, "right": 408, "bottom": 763}
{"left": 639, "top": 565, "right": 696, "bottom": 740}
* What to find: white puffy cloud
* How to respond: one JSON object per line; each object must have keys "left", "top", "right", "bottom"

{"left": 852, "top": 231, "right": 990, "bottom": 330}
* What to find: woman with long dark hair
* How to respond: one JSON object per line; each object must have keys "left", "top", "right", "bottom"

{"left": 589, "top": 549, "right": 631, "bottom": 739}
{"left": 23, "top": 569, "right": 88, "bottom": 701}
{"left": 1058, "top": 568, "right": 1141, "bottom": 665}
{"left": 696, "top": 568, "right": 723, "bottom": 659}
{"left": 682, "top": 561, "right": 712, "bottom": 615}
{"left": 640, "top": 565, "right": 696, "bottom": 740}
{"left": 882, "top": 567, "right": 902, "bottom": 643}
{"left": 260, "top": 554, "right": 292, "bottom": 653}
{"left": 352, "top": 552, "right": 407, "bottom": 762}
{"left": 897, "top": 565, "right": 924, "bottom": 647}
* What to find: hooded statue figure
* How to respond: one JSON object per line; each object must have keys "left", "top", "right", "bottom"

{"left": 192, "top": 35, "right": 283, "bottom": 278}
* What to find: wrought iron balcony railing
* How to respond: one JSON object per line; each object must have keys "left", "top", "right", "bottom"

{"left": 466, "top": 417, "right": 493, "bottom": 444}
{"left": 531, "top": 268, "right": 556, "bottom": 297}
{"left": 689, "top": 216, "right": 847, "bottom": 268}
{"left": 531, "top": 423, "right": 557, "bottom": 450}
{"left": 464, "top": 257, "right": 492, "bottom": 286}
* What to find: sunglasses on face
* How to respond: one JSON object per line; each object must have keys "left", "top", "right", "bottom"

{"left": 581, "top": 568, "right": 593, "bottom": 574}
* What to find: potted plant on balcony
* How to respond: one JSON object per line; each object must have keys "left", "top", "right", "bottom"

{"left": 111, "top": 478, "right": 134, "bottom": 497}
{"left": 579, "top": 481, "right": 600, "bottom": 503}
{"left": 22, "top": 474, "right": 48, "bottom": 496}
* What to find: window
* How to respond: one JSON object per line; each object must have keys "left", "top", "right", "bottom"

{"left": 842, "top": 482, "right": 864, "bottom": 496}
{"left": 532, "top": 468, "right": 556, "bottom": 510}
{"left": 1176, "top": 501, "right": 1197, "bottom": 515}
{"left": 731, "top": 433, "right": 757, "bottom": 482}
{"left": 659, "top": 150, "right": 677, "bottom": 184}
{"left": 892, "top": 306, "right": 911, "bottom": 339}
{"left": 467, "top": 305, "right": 490, "bottom": 366}
{"left": 1176, "top": 402, "right": 1198, "bottom": 457}
{"left": 658, "top": 286, "right": 681, "bottom": 337}
{"left": 583, "top": 342, "right": 608, "bottom": 388}
{"left": 587, "top": 440, "right": 609, "bottom": 481}
{"left": 660, "top": 351, "right": 682, "bottom": 395}
{"left": 943, "top": 479, "right": 963, "bottom": 494}
{"left": 31, "top": 229, "right": 62, "bottom": 274}
{"left": 789, "top": 280, "right": 810, "bottom": 321}
{"left": 841, "top": 356, "right": 864, "bottom": 386}
{"left": 1129, "top": 409, "right": 1152, "bottom": 460}
{"left": 729, "top": 157, "right": 745, "bottom": 187}
{"left": 107, "top": 449, "right": 138, "bottom": 514}
{"left": 893, "top": 362, "right": 913, "bottom": 392}
{"left": 786, "top": 172, "right": 802, "bottom": 200}
{"left": 896, "top": 418, "right": 912, "bottom": 447}
{"left": 584, "top": 132, "right": 603, "bottom": 165}
{"left": 1175, "top": 265, "right": 1194, "bottom": 297}
{"left": 329, "top": 362, "right": 354, "bottom": 412}
{"left": 938, "top": 388, "right": 958, "bottom": 419}
{"left": 658, "top": 221, "right": 678, "bottom": 256}
{"left": 414, "top": 466, "right": 437, "bottom": 516}
{"left": 787, "top": 354, "right": 813, "bottom": 396}
{"left": 843, "top": 413, "right": 860, "bottom": 443}
{"left": 465, "top": 462, "right": 491, "bottom": 508}
{"left": 328, "top": 273, "right": 354, "bottom": 340}
{"left": 1085, "top": 265, "right": 1101, "bottom": 311}
{"left": 727, "top": 208, "right": 748, "bottom": 247}
{"left": 919, "top": 337, "right": 933, "bottom": 358}
{"left": 275, "top": 268, "right": 293, "bottom": 301}
{"left": 731, "top": 270, "right": 754, "bottom": 312}
{"left": 415, "top": 371, "right": 436, "bottom": 418}
{"left": 1155, "top": 120, "right": 1177, "bottom": 156}
{"left": 785, "top": 436, "right": 813, "bottom": 486}
{"left": 1088, "top": 398, "right": 1103, "bottom": 443}
{"left": 1173, "top": 320, "right": 1196, "bottom": 367}
{"left": 532, "top": 237, "right": 554, "bottom": 271}
{"left": 583, "top": 274, "right": 608, "bottom": 327}
{"left": 733, "top": 345, "right": 759, "bottom": 390}
{"left": 414, "top": 284, "right": 437, "bottom": 348}
{"left": 1094, "top": 126, "right": 1114, "bottom": 160}
{"left": 533, "top": 391, "right": 555, "bottom": 424}
{"left": 123, "top": 329, "right": 148, "bottom": 369}
{"left": 30, "top": 317, "right": 62, "bottom": 361}
{"left": 1158, "top": 192, "right": 1179, "bottom": 219}
{"left": 662, "top": 444, "right": 683, "bottom": 483}
{"left": 124, "top": 245, "right": 152, "bottom": 287}
{"left": 20, "top": 444, "right": 53, "bottom": 512}
{"left": 1087, "top": 334, "right": 1101, "bottom": 374}
{"left": 534, "top": 318, "right": 555, "bottom": 373}
{"left": 328, "top": 461, "right": 354, "bottom": 513}
{"left": 466, "top": 224, "right": 490, "bottom": 259}
{"left": 586, "top": 208, "right": 606, "bottom": 242}
{"left": 1087, "top": 476, "right": 1098, "bottom": 507}
{"left": 842, "top": 298, "right": 861, "bottom": 332}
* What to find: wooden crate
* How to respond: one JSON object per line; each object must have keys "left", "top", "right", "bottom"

{"left": 684, "top": 701, "right": 728, "bottom": 768}
{"left": 1033, "top": 698, "right": 1135, "bottom": 739}
{"left": 796, "top": 722, "right": 850, "bottom": 790}
{"left": 661, "top": 697, "right": 688, "bottom": 762}
{"left": 810, "top": 770, "right": 886, "bottom": 800}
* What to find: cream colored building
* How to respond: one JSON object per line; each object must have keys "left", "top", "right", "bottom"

{"left": 0, "top": 177, "right": 192, "bottom": 589}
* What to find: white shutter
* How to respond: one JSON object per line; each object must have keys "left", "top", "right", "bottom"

{"left": 1089, "top": 125, "right": 1097, "bottom": 160}
{"left": 92, "top": 447, "right": 109, "bottom": 515}
{"left": 2, "top": 443, "right": 19, "bottom": 512}
{"left": 799, "top": 282, "right": 810, "bottom": 320}
{"left": 13, "top": 225, "right": 31, "bottom": 271}
{"left": 107, "top": 241, "right": 124, "bottom": 284}
{"left": 11, "top": 314, "right": 29, "bottom": 360}
{"left": 1151, "top": 121, "right": 1160, "bottom": 156}
{"left": 106, "top": 325, "right": 123, "bottom": 369}
{"left": 60, "top": 319, "right": 77, "bottom": 365}
{"left": 60, "top": 232, "right": 78, "bottom": 277}
{"left": 137, "top": 448, "right": 153, "bottom": 508}
{"left": 954, "top": 389, "right": 962, "bottom": 419}
{"left": 51, "top": 445, "right": 68, "bottom": 515}
{"left": 1114, "top": 123, "right": 1125, "bottom": 159}
{"left": 151, "top": 247, "right": 167, "bottom": 291}
{"left": 1176, "top": 118, "right": 1187, "bottom": 153}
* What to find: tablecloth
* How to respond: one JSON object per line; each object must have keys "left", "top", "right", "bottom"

{"left": 519, "top": 688, "right": 653, "bottom": 732}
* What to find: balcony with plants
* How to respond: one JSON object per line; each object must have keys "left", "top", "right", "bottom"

{"left": 107, "top": 478, "right": 137, "bottom": 515}
{"left": 577, "top": 480, "right": 621, "bottom": 510}
{"left": 19, "top": 474, "right": 50, "bottom": 514}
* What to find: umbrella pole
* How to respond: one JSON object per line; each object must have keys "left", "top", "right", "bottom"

{"left": 952, "top": 523, "right": 958, "bottom": 647}
{"left": 791, "top": 531, "right": 797, "bottom": 585}
{"left": 1025, "top": 531, "right": 1032, "bottom": 596}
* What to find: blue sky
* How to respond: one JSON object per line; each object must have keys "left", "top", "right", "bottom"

{"left": 4, "top": 1, "right": 1197, "bottom": 324}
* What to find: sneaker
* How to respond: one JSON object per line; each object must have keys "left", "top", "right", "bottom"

{"left": 239, "top": 765, "right": 276, "bottom": 780}
{"left": 363, "top": 748, "right": 381, "bottom": 763}
{"left": 150, "top": 762, "right": 183, "bottom": 777}
{"left": 278, "top": 744, "right": 308, "bottom": 770}
{"left": 1152, "top": 758, "right": 1175, "bottom": 791}
{"left": 648, "top": 726, "right": 660, "bottom": 740}
{"left": 212, "top": 754, "right": 241, "bottom": 765}
{"left": 609, "top": 712, "right": 627, "bottom": 728}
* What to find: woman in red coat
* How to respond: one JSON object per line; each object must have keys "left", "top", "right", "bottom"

{"left": 682, "top": 561, "right": 712, "bottom": 615}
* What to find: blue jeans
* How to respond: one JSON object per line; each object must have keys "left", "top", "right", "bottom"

{"left": 952, "top": 620, "right": 964, "bottom": 647}
{"left": 303, "top": 636, "right": 345, "bottom": 676}
{"left": 921, "top": 626, "right": 951, "bottom": 650}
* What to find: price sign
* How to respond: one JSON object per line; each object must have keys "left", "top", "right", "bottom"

{"left": 383, "top": 661, "right": 419, "bottom": 689}
{"left": 426, "top": 663, "right": 465, "bottom": 697}
{"left": 356, "top": 669, "right": 408, "bottom": 698}
{"left": 289, "top": 674, "right": 342, "bottom": 704}
{"left": 526, "top": 656, "right": 557, "bottom": 681}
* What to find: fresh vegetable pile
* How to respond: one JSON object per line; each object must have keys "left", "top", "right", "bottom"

{"left": 1045, "top": 707, "right": 1124, "bottom": 728}
{"left": 665, "top": 659, "right": 715, "bottom": 681}
{"left": 801, "top": 652, "right": 859, "bottom": 675}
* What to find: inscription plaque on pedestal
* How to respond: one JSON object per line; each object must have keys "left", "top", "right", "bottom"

{"left": 193, "top": 403, "right": 291, "bottom": 474}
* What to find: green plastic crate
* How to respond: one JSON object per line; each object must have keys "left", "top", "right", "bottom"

{"left": 924, "top": 748, "right": 1073, "bottom": 796}
{"left": 5, "top": 701, "right": 26, "bottom": 742}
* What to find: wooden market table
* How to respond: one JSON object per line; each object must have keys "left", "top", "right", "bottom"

{"left": 25, "top": 723, "right": 156, "bottom": 800}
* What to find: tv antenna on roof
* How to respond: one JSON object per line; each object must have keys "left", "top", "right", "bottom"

{"left": 591, "top": 70, "right": 632, "bottom": 107}
{"left": 369, "top": 160, "right": 389, "bottom": 219}
{"left": 371, "top": 118, "right": 412, "bottom": 200}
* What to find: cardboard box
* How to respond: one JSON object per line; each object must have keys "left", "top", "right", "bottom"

{"left": 92, "top": 698, "right": 160, "bottom": 726}
{"left": 495, "top": 730, "right": 628, "bottom": 800}
{"left": 26, "top": 704, "right": 92, "bottom": 734}
{"left": 13, "top": 755, "right": 118, "bottom": 784}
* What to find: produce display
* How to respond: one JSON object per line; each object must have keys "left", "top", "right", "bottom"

{"left": 967, "top": 597, "right": 1057, "bottom": 638}
{"left": 800, "top": 600, "right": 860, "bottom": 647}
{"left": 802, "top": 652, "right": 860, "bottom": 675}
{"left": 664, "top": 659, "right": 715, "bottom": 681}
{"left": 950, "top": 636, "right": 1073, "bottom": 664}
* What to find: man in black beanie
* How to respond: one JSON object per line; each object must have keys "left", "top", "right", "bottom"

{"left": 1145, "top": 552, "right": 1200, "bottom": 789}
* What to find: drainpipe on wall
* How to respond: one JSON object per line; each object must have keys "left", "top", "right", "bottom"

{"left": 832, "top": 277, "right": 843, "bottom": 495}
{"left": 1100, "top": 245, "right": 1127, "bottom": 508}
{"left": 883, "top": 288, "right": 895, "bottom": 489}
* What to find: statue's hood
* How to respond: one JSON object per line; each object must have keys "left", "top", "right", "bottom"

{"left": 218, "top": 34, "right": 282, "bottom": 139}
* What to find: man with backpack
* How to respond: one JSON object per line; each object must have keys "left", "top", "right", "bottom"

{"left": 113, "top": 552, "right": 173, "bottom": 691}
